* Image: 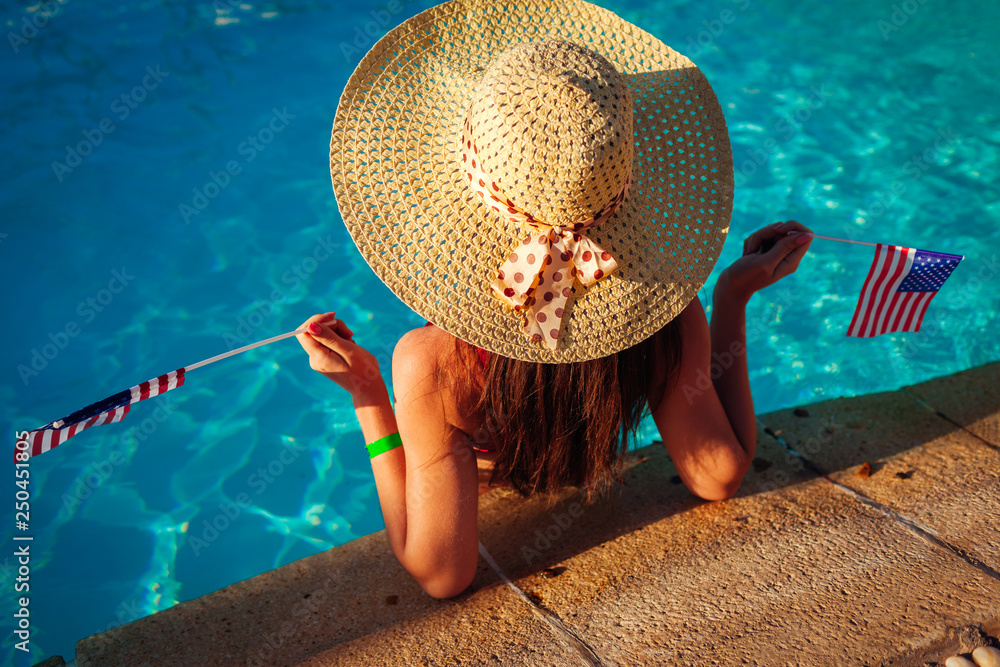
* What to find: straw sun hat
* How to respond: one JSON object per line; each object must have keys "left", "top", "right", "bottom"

{"left": 330, "top": 0, "right": 733, "bottom": 363}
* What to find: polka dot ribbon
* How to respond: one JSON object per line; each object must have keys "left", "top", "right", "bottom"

{"left": 461, "top": 118, "right": 630, "bottom": 350}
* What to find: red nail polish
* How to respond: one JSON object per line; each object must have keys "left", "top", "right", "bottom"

{"left": 309, "top": 323, "right": 322, "bottom": 334}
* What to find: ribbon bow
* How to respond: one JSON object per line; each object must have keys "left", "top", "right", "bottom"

{"left": 461, "top": 119, "right": 629, "bottom": 350}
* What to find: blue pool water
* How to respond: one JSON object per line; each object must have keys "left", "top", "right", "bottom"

{"left": 2, "top": 0, "right": 998, "bottom": 663}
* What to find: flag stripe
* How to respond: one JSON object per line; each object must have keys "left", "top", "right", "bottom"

{"left": 887, "top": 290, "right": 915, "bottom": 334}
{"left": 906, "top": 291, "right": 934, "bottom": 332}
{"left": 858, "top": 244, "right": 898, "bottom": 336}
{"left": 880, "top": 290, "right": 905, "bottom": 335}
{"left": 875, "top": 286, "right": 905, "bottom": 336}
{"left": 860, "top": 245, "right": 899, "bottom": 337}
{"left": 891, "top": 292, "right": 920, "bottom": 331}
{"left": 30, "top": 405, "right": 132, "bottom": 458}
{"left": 863, "top": 245, "right": 904, "bottom": 336}
{"left": 876, "top": 257, "right": 918, "bottom": 336}
{"left": 850, "top": 245, "right": 908, "bottom": 338}
{"left": 868, "top": 247, "right": 914, "bottom": 337}
{"left": 847, "top": 243, "right": 890, "bottom": 336}
{"left": 849, "top": 244, "right": 897, "bottom": 337}
{"left": 902, "top": 292, "right": 929, "bottom": 332}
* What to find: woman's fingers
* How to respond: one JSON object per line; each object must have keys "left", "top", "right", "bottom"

{"left": 298, "top": 327, "right": 346, "bottom": 369}
{"left": 308, "top": 320, "right": 356, "bottom": 359}
{"left": 308, "top": 320, "right": 344, "bottom": 346}
{"left": 743, "top": 220, "right": 814, "bottom": 256}
{"left": 293, "top": 313, "right": 384, "bottom": 400}
{"left": 774, "top": 235, "right": 812, "bottom": 279}
{"left": 332, "top": 318, "right": 354, "bottom": 341}
{"left": 296, "top": 312, "right": 336, "bottom": 333}
{"left": 295, "top": 312, "right": 335, "bottom": 352}
{"left": 743, "top": 222, "right": 788, "bottom": 256}
{"left": 747, "top": 221, "right": 814, "bottom": 262}
{"left": 770, "top": 223, "right": 814, "bottom": 279}
{"left": 297, "top": 312, "right": 353, "bottom": 341}
{"left": 779, "top": 220, "right": 812, "bottom": 235}
{"left": 295, "top": 312, "right": 358, "bottom": 373}
{"left": 736, "top": 220, "right": 814, "bottom": 283}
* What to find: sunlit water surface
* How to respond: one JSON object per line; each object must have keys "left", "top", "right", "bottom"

{"left": 1, "top": 0, "right": 997, "bottom": 663}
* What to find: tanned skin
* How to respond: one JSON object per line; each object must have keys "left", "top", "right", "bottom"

{"left": 296, "top": 221, "right": 813, "bottom": 598}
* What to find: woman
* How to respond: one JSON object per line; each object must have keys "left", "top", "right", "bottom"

{"left": 297, "top": 221, "right": 810, "bottom": 597}
{"left": 297, "top": 3, "right": 813, "bottom": 598}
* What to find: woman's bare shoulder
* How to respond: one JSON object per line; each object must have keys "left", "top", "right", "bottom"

{"left": 395, "top": 324, "right": 458, "bottom": 369}
{"left": 396, "top": 325, "right": 484, "bottom": 435}
{"left": 392, "top": 324, "right": 470, "bottom": 402}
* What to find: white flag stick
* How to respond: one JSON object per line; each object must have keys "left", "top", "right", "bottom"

{"left": 185, "top": 328, "right": 309, "bottom": 372}
{"left": 799, "top": 233, "right": 877, "bottom": 248}
{"left": 801, "top": 233, "right": 964, "bottom": 260}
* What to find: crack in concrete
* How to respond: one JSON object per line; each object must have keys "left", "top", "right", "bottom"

{"left": 478, "top": 541, "right": 608, "bottom": 667}
{"left": 821, "top": 475, "right": 1000, "bottom": 583}
{"left": 756, "top": 419, "right": 1000, "bottom": 586}
{"left": 897, "top": 387, "right": 1000, "bottom": 454}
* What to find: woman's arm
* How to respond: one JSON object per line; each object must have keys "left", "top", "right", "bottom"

{"left": 650, "top": 221, "right": 813, "bottom": 500}
{"left": 383, "top": 329, "right": 480, "bottom": 597}
{"left": 713, "top": 221, "right": 814, "bottom": 449}
{"left": 708, "top": 272, "right": 756, "bottom": 462}
{"left": 651, "top": 297, "right": 750, "bottom": 500}
{"left": 296, "top": 315, "right": 479, "bottom": 598}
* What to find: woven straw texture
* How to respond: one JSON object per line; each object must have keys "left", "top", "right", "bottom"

{"left": 330, "top": 0, "right": 734, "bottom": 363}
{"left": 467, "top": 40, "right": 633, "bottom": 224}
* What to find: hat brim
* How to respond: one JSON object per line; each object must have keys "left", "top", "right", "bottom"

{"left": 331, "top": 0, "right": 733, "bottom": 363}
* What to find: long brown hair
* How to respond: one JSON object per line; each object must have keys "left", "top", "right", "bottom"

{"left": 445, "top": 319, "right": 683, "bottom": 501}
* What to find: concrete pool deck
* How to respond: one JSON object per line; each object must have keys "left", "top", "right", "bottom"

{"left": 49, "top": 361, "right": 999, "bottom": 666}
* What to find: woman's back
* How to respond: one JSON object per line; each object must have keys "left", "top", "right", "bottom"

{"left": 417, "top": 322, "right": 501, "bottom": 494}
{"left": 414, "top": 301, "right": 687, "bottom": 498}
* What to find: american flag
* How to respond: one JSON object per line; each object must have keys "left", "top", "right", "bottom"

{"left": 847, "top": 244, "right": 963, "bottom": 338}
{"left": 22, "top": 369, "right": 185, "bottom": 459}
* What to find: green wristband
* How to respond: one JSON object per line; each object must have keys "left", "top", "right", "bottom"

{"left": 366, "top": 432, "right": 403, "bottom": 459}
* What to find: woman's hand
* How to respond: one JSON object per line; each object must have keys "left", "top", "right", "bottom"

{"left": 719, "top": 220, "right": 814, "bottom": 304}
{"left": 295, "top": 312, "right": 385, "bottom": 405}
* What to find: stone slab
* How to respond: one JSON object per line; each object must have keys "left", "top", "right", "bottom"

{"left": 74, "top": 523, "right": 580, "bottom": 667}
{"left": 761, "top": 390, "right": 1000, "bottom": 574}
{"left": 298, "top": 583, "right": 583, "bottom": 667}
{"left": 475, "top": 423, "right": 815, "bottom": 584}
{"left": 497, "top": 476, "right": 1000, "bottom": 666}
{"left": 902, "top": 361, "right": 1000, "bottom": 447}
{"left": 306, "top": 424, "right": 812, "bottom": 665}
{"left": 31, "top": 657, "right": 66, "bottom": 667}
{"left": 759, "top": 388, "right": 957, "bottom": 473}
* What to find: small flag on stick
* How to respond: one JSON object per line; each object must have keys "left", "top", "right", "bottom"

{"left": 20, "top": 327, "right": 307, "bottom": 461}
{"left": 847, "top": 244, "right": 963, "bottom": 338}
{"left": 24, "top": 370, "right": 185, "bottom": 458}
